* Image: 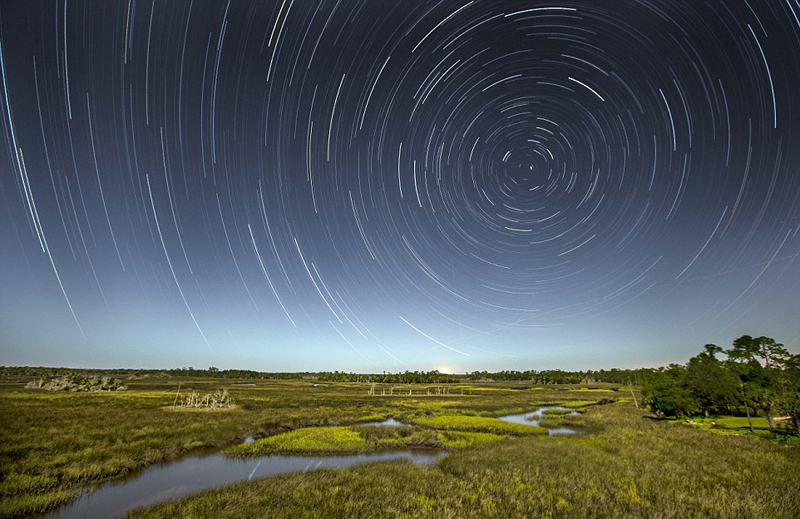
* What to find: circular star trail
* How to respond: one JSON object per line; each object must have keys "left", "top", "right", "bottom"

{"left": 1, "top": 0, "right": 799, "bottom": 370}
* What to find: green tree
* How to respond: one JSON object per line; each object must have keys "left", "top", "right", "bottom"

{"left": 775, "top": 354, "right": 800, "bottom": 437}
{"left": 727, "top": 336, "right": 760, "bottom": 432}
{"left": 642, "top": 364, "right": 698, "bottom": 418}
{"left": 727, "top": 335, "right": 789, "bottom": 432}
{"left": 685, "top": 344, "right": 738, "bottom": 416}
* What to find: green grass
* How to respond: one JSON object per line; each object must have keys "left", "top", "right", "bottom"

{"left": 126, "top": 404, "right": 800, "bottom": 519}
{"left": 413, "top": 415, "right": 547, "bottom": 435}
{"left": 568, "top": 388, "right": 616, "bottom": 392}
{"left": 3, "top": 378, "right": 797, "bottom": 518}
{"left": 355, "top": 414, "right": 388, "bottom": 422}
{"left": 231, "top": 427, "right": 371, "bottom": 455}
{"left": 0, "top": 387, "right": 259, "bottom": 518}
{"left": 562, "top": 400, "right": 598, "bottom": 408}
{"left": 538, "top": 410, "right": 585, "bottom": 429}
{"left": 437, "top": 431, "right": 506, "bottom": 449}
{"left": 0, "top": 378, "right": 561, "bottom": 517}
{"left": 230, "top": 425, "right": 507, "bottom": 456}
{"left": 539, "top": 418, "right": 586, "bottom": 430}
{"left": 668, "top": 415, "right": 799, "bottom": 445}
{"left": 542, "top": 408, "right": 576, "bottom": 416}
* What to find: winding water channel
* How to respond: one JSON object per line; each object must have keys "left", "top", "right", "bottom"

{"left": 45, "top": 406, "right": 578, "bottom": 518}
{"left": 46, "top": 445, "right": 445, "bottom": 519}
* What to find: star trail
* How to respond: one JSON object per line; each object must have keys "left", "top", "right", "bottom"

{"left": 1, "top": 0, "right": 799, "bottom": 371}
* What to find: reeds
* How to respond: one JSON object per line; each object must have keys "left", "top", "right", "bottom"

{"left": 177, "top": 389, "right": 235, "bottom": 410}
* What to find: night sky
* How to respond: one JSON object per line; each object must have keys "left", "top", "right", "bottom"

{"left": 1, "top": 0, "right": 799, "bottom": 372}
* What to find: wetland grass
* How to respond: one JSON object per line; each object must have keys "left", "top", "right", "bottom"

{"left": 126, "top": 403, "right": 800, "bottom": 519}
{"left": 2, "top": 378, "right": 797, "bottom": 518}
{"left": 413, "top": 415, "right": 547, "bottom": 435}
{"left": 0, "top": 379, "right": 573, "bottom": 517}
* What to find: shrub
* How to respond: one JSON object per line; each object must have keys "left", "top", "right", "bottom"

{"left": 25, "top": 375, "right": 126, "bottom": 392}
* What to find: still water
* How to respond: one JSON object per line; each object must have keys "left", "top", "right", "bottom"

{"left": 46, "top": 444, "right": 444, "bottom": 519}
{"left": 357, "top": 418, "right": 410, "bottom": 427}
{"left": 499, "top": 406, "right": 581, "bottom": 435}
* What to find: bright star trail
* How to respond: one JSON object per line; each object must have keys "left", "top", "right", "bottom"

{"left": 1, "top": 0, "right": 799, "bottom": 371}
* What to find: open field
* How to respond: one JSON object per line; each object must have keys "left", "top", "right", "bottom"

{"left": 0, "top": 377, "right": 798, "bottom": 518}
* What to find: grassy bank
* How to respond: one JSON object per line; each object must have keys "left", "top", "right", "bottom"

{"left": 128, "top": 403, "right": 800, "bottom": 519}
{"left": 412, "top": 415, "right": 547, "bottom": 435}
{"left": 538, "top": 416, "right": 586, "bottom": 429}
{"left": 229, "top": 425, "right": 506, "bottom": 456}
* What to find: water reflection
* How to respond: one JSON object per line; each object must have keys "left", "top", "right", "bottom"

{"left": 46, "top": 448, "right": 444, "bottom": 519}
{"left": 357, "top": 418, "right": 409, "bottom": 427}
{"left": 499, "top": 406, "right": 581, "bottom": 435}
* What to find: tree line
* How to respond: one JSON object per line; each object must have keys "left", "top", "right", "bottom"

{"left": 317, "top": 370, "right": 460, "bottom": 383}
{"left": 0, "top": 366, "right": 314, "bottom": 380}
{"left": 640, "top": 335, "right": 799, "bottom": 437}
{"left": 463, "top": 368, "right": 642, "bottom": 384}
